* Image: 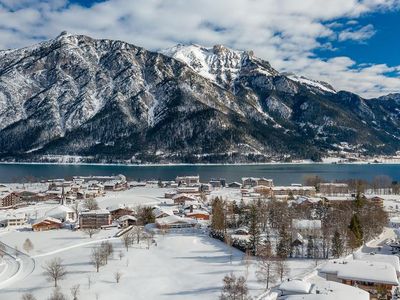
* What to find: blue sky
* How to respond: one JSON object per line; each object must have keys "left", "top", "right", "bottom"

{"left": 0, "top": 0, "right": 399, "bottom": 98}
{"left": 317, "top": 10, "right": 400, "bottom": 67}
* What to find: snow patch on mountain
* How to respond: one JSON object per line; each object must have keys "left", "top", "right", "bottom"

{"left": 286, "top": 74, "right": 336, "bottom": 94}
{"left": 161, "top": 44, "right": 266, "bottom": 88}
{"left": 265, "top": 96, "right": 292, "bottom": 120}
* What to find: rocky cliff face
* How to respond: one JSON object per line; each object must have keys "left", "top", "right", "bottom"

{"left": 0, "top": 33, "right": 398, "bottom": 163}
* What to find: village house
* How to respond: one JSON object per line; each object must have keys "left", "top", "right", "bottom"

{"left": 164, "top": 191, "right": 177, "bottom": 199}
{"left": 32, "top": 217, "right": 62, "bottom": 231}
{"left": 172, "top": 193, "right": 198, "bottom": 205}
{"left": 108, "top": 206, "right": 134, "bottom": 220}
{"left": 318, "top": 183, "right": 349, "bottom": 196}
{"left": 322, "top": 195, "right": 355, "bottom": 203}
{"left": 103, "top": 180, "right": 127, "bottom": 191}
{"left": 79, "top": 209, "right": 111, "bottom": 229}
{"left": 200, "top": 184, "right": 211, "bottom": 193}
{"left": 291, "top": 219, "right": 322, "bottom": 237}
{"left": 45, "top": 205, "right": 77, "bottom": 223}
{"left": 242, "top": 177, "right": 273, "bottom": 188}
{"left": 272, "top": 185, "right": 316, "bottom": 198}
{"left": 185, "top": 209, "right": 210, "bottom": 220}
{"left": 228, "top": 182, "right": 242, "bottom": 188}
{"left": 155, "top": 215, "right": 197, "bottom": 229}
{"left": 320, "top": 260, "right": 399, "bottom": 299}
{"left": 368, "top": 196, "right": 384, "bottom": 207}
{"left": 278, "top": 279, "right": 369, "bottom": 300}
{"left": 176, "top": 186, "right": 200, "bottom": 194}
{"left": 152, "top": 206, "right": 178, "bottom": 219}
{"left": 117, "top": 215, "right": 137, "bottom": 228}
{"left": 253, "top": 185, "right": 273, "bottom": 197}
{"left": 0, "top": 213, "right": 27, "bottom": 227}
{"left": 209, "top": 180, "right": 222, "bottom": 188}
{"left": 209, "top": 178, "right": 226, "bottom": 187}
{"left": 175, "top": 175, "right": 200, "bottom": 186}
{"left": 294, "top": 196, "right": 321, "bottom": 206}
{"left": 0, "top": 191, "right": 22, "bottom": 208}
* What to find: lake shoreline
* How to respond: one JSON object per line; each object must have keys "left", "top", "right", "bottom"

{"left": 1, "top": 160, "right": 400, "bottom": 167}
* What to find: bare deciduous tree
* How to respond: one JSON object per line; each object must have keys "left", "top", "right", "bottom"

{"left": 100, "top": 241, "right": 113, "bottom": 264}
{"left": 144, "top": 232, "right": 154, "bottom": 250}
{"left": 21, "top": 293, "right": 36, "bottom": 300}
{"left": 243, "top": 250, "right": 252, "bottom": 280}
{"left": 48, "top": 287, "right": 67, "bottom": 300}
{"left": 132, "top": 226, "right": 144, "bottom": 244}
{"left": 220, "top": 273, "right": 250, "bottom": 300}
{"left": 256, "top": 246, "right": 277, "bottom": 290}
{"left": 274, "top": 258, "right": 290, "bottom": 282}
{"left": 23, "top": 238, "right": 34, "bottom": 253}
{"left": 87, "top": 275, "right": 92, "bottom": 289}
{"left": 72, "top": 201, "right": 80, "bottom": 223}
{"left": 70, "top": 284, "right": 80, "bottom": 300}
{"left": 43, "top": 258, "right": 67, "bottom": 288}
{"left": 121, "top": 231, "right": 134, "bottom": 252}
{"left": 224, "top": 234, "right": 233, "bottom": 264}
{"left": 91, "top": 246, "right": 105, "bottom": 272}
{"left": 83, "top": 198, "right": 99, "bottom": 211}
{"left": 83, "top": 228, "right": 100, "bottom": 239}
{"left": 114, "top": 271, "right": 122, "bottom": 283}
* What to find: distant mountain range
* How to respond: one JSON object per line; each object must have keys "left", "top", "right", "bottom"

{"left": 0, "top": 32, "right": 399, "bottom": 163}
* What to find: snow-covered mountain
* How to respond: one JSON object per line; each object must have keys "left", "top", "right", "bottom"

{"left": 161, "top": 44, "right": 279, "bottom": 89}
{"left": 0, "top": 33, "right": 398, "bottom": 163}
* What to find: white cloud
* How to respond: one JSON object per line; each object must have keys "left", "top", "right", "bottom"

{"left": 338, "top": 24, "right": 376, "bottom": 42}
{"left": 0, "top": 0, "right": 399, "bottom": 98}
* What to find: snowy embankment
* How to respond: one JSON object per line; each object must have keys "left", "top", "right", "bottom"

{"left": 0, "top": 241, "right": 35, "bottom": 290}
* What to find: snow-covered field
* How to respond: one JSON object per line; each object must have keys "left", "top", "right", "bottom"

{"left": 0, "top": 187, "right": 322, "bottom": 300}
{"left": 0, "top": 227, "right": 319, "bottom": 300}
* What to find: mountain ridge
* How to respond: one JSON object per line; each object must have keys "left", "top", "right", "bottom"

{"left": 0, "top": 33, "right": 399, "bottom": 164}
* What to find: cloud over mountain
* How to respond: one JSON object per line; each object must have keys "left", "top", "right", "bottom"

{"left": 0, "top": 0, "right": 399, "bottom": 97}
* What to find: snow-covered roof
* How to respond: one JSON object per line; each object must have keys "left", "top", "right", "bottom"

{"left": 282, "top": 280, "right": 369, "bottom": 300}
{"left": 45, "top": 205, "right": 75, "bottom": 217}
{"left": 186, "top": 210, "right": 209, "bottom": 216}
{"left": 273, "top": 186, "right": 316, "bottom": 191}
{"left": 118, "top": 215, "right": 137, "bottom": 222}
{"left": 279, "top": 280, "right": 312, "bottom": 294}
{"left": 0, "top": 212, "right": 27, "bottom": 221}
{"left": 354, "top": 253, "right": 400, "bottom": 273}
{"left": 320, "top": 260, "right": 399, "bottom": 285}
{"left": 32, "top": 216, "right": 62, "bottom": 226}
{"left": 292, "top": 219, "right": 321, "bottom": 230}
{"left": 153, "top": 207, "right": 176, "bottom": 218}
{"left": 107, "top": 204, "right": 133, "bottom": 212}
{"left": 155, "top": 215, "right": 197, "bottom": 226}
{"left": 172, "top": 193, "right": 197, "bottom": 201}
{"left": 80, "top": 209, "right": 110, "bottom": 215}
{"left": 295, "top": 196, "right": 320, "bottom": 205}
{"left": 319, "top": 183, "right": 348, "bottom": 187}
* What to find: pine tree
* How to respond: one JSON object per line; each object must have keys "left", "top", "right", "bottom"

{"left": 211, "top": 197, "right": 226, "bottom": 233}
{"left": 276, "top": 228, "right": 291, "bottom": 259}
{"left": 248, "top": 203, "right": 260, "bottom": 255}
{"left": 331, "top": 230, "right": 344, "bottom": 258}
{"left": 348, "top": 214, "right": 363, "bottom": 248}
{"left": 306, "top": 236, "right": 314, "bottom": 259}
